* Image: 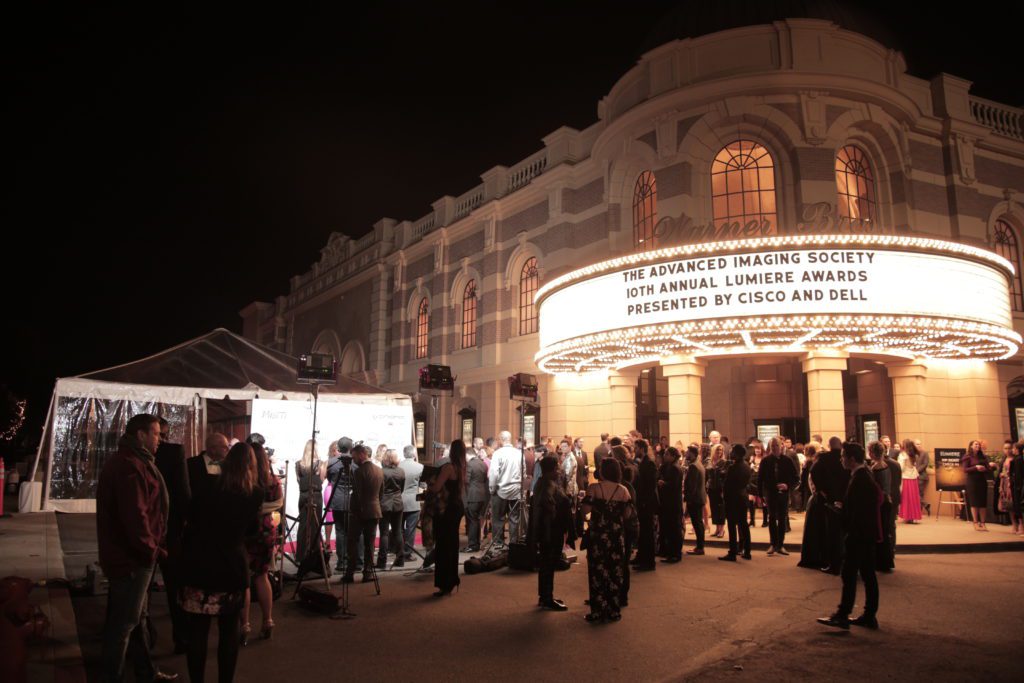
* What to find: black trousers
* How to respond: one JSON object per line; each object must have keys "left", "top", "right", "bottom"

{"left": 464, "top": 500, "right": 486, "bottom": 549}
{"left": 766, "top": 493, "right": 789, "bottom": 548}
{"left": 687, "top": 502, "right": 706, "bottom": 549}
{"left": 838, "top": 538, "right": 879, "bottom": 618}
{"left": 378, "top": 510, "right": 404, "bottom": 566}
{"left": 537, "top": 540, "right": 561, "bottom": 600}
{"left": 346, "top": 516, "right": 379, "bottom": 575}
{"left": 824, "top": 505, "right": 845, "bottom": 570}
{"left": 727, "top": 513, "right": 750, "bottom": 555}
{"left": 186, "top": 611, "right": 240, "bottom": 683}
{"left": 636, "top": 510, "right": 656, "bottom": 567}
{"left": 158, "top": 557, "right": 188, "bottom": 649}
{"left": 659, "top": 508, "right": 682, "bottom": 559}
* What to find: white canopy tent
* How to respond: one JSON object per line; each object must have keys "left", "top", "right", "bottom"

{"left": 29, "top": 329, "right": 413, "bottom": 513}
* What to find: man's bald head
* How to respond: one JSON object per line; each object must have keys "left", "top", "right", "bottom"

{"left": 206, "top": 433, "right": 230, "bottom": 462}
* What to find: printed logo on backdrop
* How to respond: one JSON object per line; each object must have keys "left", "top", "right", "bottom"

{"left": 652, "top": 202, "right": 897, "bottom": 245}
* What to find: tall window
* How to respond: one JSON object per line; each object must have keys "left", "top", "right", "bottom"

{"left": 711, "top": 140, "right": 777, "bottom": 233}
{"left": 415, "top": 298, "right": 429, "bottom": 359}
{"left": 519, "top": 257, "right": 539, "bottom": 335}
{"left": 994, "top": 219, "right": 1023, "bottom": 312}
{"left": 835, "top": 145, "right": 876, "bottom": 223}
{"left": 461, "top": 280, "right": 477, "bottom": 348}
{"left": 633, "top": 170, "right": 657, "bottom": 251}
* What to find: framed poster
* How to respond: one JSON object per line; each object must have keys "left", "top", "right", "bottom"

{"left": 461, "top": 418, "right": 474, "bottom": 444}
{"left": 523, "top": 414, "right": 537, "bottom": 448}
{"left": 702, "top": 420, "right": 716, "bottom": 440}
{"left": 756, "top": 423, "right": 780, "bottom": 446}
{"left": 415, "top": 421, "right": 425, "bottom": 449}
{"left": 860, "top": 414, "right": 880, "bottom": 445}
{"left": 1016, "top": 407, "right": 1024, "bottom": 441}
{"left": 934, "top": 448, "right": 967, "bottom": 491}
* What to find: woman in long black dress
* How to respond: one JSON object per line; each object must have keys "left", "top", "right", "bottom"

{"left": 180, "top": 442, "right": 263, "bottom": 683}
{"left": 797, "top": 442, "right": 829, "bottom": 569}
{"left": 867, "top": 441, "right": 894, "bottom": 571}
{"left": 657, "top": 447, "right": 684, "bottom": 562}
{"left": 582, "top": 458, "right": 638, "bottom": 623}
{"left": 428, "top": 440, "right": 466, "bottom": 596}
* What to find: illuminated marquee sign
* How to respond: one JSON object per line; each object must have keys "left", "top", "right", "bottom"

{"left": 534, "top": 235, "right": 1020, "bottom": 374}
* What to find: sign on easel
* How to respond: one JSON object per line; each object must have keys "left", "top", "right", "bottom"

{"left": 934, "top": 448, "right": 967, "bottom": 491}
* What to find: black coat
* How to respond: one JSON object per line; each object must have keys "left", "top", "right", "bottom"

{"left": 758, "top": 454, "right": 798, "bottom": 499}
{"left": 723, "top": 459, "right": 752, "bottom": 518}
{"left": 843, "top": 467, "right": 883, "bottom": 544}
{"left": 181, "top": 484, "right": 262, "bottom": 592}
{"left": 186, "top": 453, "right": 218, "bottom": 501}
{"left": 530, "top": 474, "right": 572, "bottom": 547}
{"left": 658, "top": 463, "right": 683, "bottom": 514}
{"left": 810, "top": 449, "right": 850, "bottom": 503}
{"left": 155, "top": 443, "right": 190, "bottom": 558}
{"left": 636, "top": 457, "right": 659, "bottom": 514}
{"left": 884, "top": 457, "right": 902, "bottom": 506}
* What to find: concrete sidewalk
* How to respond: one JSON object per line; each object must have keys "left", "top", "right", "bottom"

{"left": 0, "top": 511, "right": 86, "bottom": 683}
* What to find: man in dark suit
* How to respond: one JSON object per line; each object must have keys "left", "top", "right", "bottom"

{"left": 720, "top": 444, "right": 752, "bottom": 561}
{"left": 881, "top": 436, "right": 902, "bottom": 559}
{"left": 530, "top": 456, "right": 571, "bottom": 611}
{"left": 818, "top": 442, "right": 883, "bottom": 630}
{"left": 592, "top": 433, "right": 610, "bottom": 482}
{"left": 186, "top": 432, "right": 229, "bottom": 499}
{"left": 462, "top": 446, "right": 489, "bottom": 552}
{"left": 343, "top": 445, "right": 384, "bottom": 583}
{"left": 632, "top": 439, "right": 659, "bottom": 570}
{"left": 759, "top": 437, "right": 799, "bottom": 555}
{"left": 812, "top": 436, "right": 852, "bottom": 573}
{"left": 154, "top": 419, "right": 190, "bottom": 654}
{"left": 683, "top": 446, "right": 707, "bottom": 555}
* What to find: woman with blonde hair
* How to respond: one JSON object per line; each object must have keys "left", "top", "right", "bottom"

{"left": 706, "top": 444, "right": 727, "bottom": 538}
{"left": 295, "top": 439, "right": 326, "bottom": 564}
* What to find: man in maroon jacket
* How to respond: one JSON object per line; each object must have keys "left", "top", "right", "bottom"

{"left": 96, "top": 413, "right": 177, "bottom": 681}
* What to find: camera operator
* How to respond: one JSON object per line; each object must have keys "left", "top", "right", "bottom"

{"left": 325, "top": 437, "right": 358, "bottom": 573}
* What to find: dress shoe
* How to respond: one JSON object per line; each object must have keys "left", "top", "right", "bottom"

{"left": 776, "top": 546, "right": 789, "bottom": 556}
{"left": 766, "top": 547, "right": 777, "bottom": 556}
{"left": 460, "top": 546, "right": 480, "bottom": 553}
{"left": 633, "top": 564, "right": 656, "bottom": 572}
{"left": 816, "top": 614, "right": 850, "bottom": 630}
{"left": 851, "top": 614, "right": 879, "bottom": 629}
{"left": 661, "top": 557, "right": 681, "bottom": 563}
{"left": 820, "top": 566, "right": 841, "bottom": 575}
{"left": 686, "top": 548, "right": 704, "bottom": 555}
{"left": 741, "top": 552, "right": 752, "bottom": 560}
{"left": 155, "top": 671, "right": 180, "bottom": 681}
{"left": 718, "top": 554, "right": 737, "bottom": 562}
{"left": 540, "top": 598, "right": 568, "bottom": 611}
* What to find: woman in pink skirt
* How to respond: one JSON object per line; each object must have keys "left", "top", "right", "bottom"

{"left": 898, "top": 439, "right": 923, "bottom": 523}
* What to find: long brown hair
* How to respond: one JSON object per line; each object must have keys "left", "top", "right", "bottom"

{"left": 252, "top": 444, "right": 276, "bottom": 490}
{"left": 901, "top": 438, "right": 919, "bottom": 465}
{"left": 221, "top": 443, "right": 257, "bottom": 495}
{"left": 448, "top": 439, "right": 467, "bottom": 500}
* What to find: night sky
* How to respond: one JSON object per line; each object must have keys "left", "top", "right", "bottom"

{"left": 5, "top": 1, "right": 1021, "bottom": 440}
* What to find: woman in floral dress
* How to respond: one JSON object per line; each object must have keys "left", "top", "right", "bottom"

{"left": 581, "top": 458, "right": 638, "bottom": 623}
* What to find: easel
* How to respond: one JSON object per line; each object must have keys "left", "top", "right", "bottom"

{"left": 936, "top": 488, "right": 966, "bottom": 519}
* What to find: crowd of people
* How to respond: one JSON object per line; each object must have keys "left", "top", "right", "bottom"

{"left": 96, "top": 413, "right": 1024, "bottom": 680}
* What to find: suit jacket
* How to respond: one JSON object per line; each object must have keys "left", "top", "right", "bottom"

{"left": 350, "top": 460, "right": 384, "bottom": 520}
{"left": 916, "top": 449, "right": 930, "bottom": 481}
{"left": 187, "top": 452, "right": 219, "bottom": 501}
{"left": 530, "top": 474, "right": 572, "bottom": 547}
{"left": 399, "top": 459, "right": 424, "bottom": 512}
{"left": 574, "top": 449, "right": 590, "bottom": 492}
{"left": 155, "top": 442, "right": 190, "bottom": 559}
{"left": 810, "top": 449, "right": 850, "bottom": 503}
{"left": 636, "top": 456, "right": 659, "bottom": 513}
{"left": 684, "top": 460, "right": 706, "bottom": 505}
{"left": 723, "top": 459, "right": 752, "bottom": 518}
{"left": 593, "top": 442, "right": 610, "bottom": 480}
{"left": 758, "top": 453, "right": 799, "bottom": 499}
{"left": 380, "top": 466, "right": 405, "bottom": 513}
{"left": 465, "top": 456, "right": 490, "bottom": 503}
{"left": 884, "top": 457, "right": 902, "bottom": 506}
{"left": 658, "top": 462, "right": 683, "bottom": 514}
{"left": 843, "top": 466, "right": 883, "bottom": 543}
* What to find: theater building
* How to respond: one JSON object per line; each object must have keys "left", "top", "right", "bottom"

{"left": 241, "top": 13, "right": 1024, "bottom": 510}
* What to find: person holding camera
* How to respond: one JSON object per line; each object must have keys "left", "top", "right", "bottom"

{"left": 342, "top": 445, "right": 383, "bottom": 584}
{"left": 325, "top": 437, "right": 357, "bottom": 572}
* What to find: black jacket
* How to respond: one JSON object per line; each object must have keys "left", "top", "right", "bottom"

{"left": 758, "top": 453, "right": 798, "bottom": 499}
{"left": 810, "top": 449, "right": 850, "bottom": 503}
{"left": 884, "top": 457, "right": 902, "bottom": 506}
{"left": 723, "top": 459, "right": 752, "bottom": 518}
{"left": 684, "top": 461, "right": 706, "bottom": 505}
{"left": 465, "top": 457, "right": 490, "bottom": 503}
{"left": 181, "top": 484, "right": 262, "bottom": 592}
{"left": 636, "top": 457, "right": 660, "bottom": 513}
{"left": 658, "top": 463, "right": 683, "bottom": 514}
{"left": 155, "top": 442, "right": 190, "bottom": 558}
{"left": 186, "top": 453, "right": 219, "bottom": 501}
{"left": 530, "top": 474, "right": 572, "bottom": 547}
{"left": 843, "top": 466, "right": 883, "bottom": 544}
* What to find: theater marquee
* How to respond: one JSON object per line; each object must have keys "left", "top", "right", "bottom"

{"left": 534, "top": 235, "right": 1021, "bottom": 374}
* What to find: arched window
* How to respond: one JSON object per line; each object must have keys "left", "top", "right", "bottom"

{"left": 461, "top": 280, "right": 477, "bottom": 348}
{"left": 711, "top": 140, "right": 777, "bottom": 233}
{"left": 836, "top": 145, "right": 876, "bottom": 224}
{"left": 994, "top": 219, "right": 1023, "bottom": 312}
{"left": 519, "top": 257, "right": 539, "bottom": 335}
{"left": 633, "top": 171, "right": 657, "bottom": 251}
{"left": 415, "top": 298, "right": 429, "bottom": 359}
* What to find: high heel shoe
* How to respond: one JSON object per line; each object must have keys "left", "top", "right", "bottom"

{"left": 240, "top": 623, "right": 251, "bottom": 646}
{"left": 259, "top": 620, "right": 274, "bottom": 640}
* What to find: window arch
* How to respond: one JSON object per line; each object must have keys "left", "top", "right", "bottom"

{"left": 711, "top": 140, "right": 777, "bottom": 233}
{"left": 461, "top": 280, "right": 477, "bottom": 348}
{"left": 415, "top": 298, "right": 429, "bottom": 359}
{"left": 994, "top": 219, "right": 1023, "bottom": 312}
{"left": 835, "top": 145, "right": 876, "bottom": 224}
{"left": 633, "top": 171, "right": 657, "bottom": 251}
{"left": 519, "top": 257, "right": 539, "bottom": 335}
